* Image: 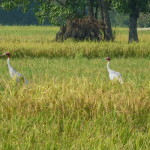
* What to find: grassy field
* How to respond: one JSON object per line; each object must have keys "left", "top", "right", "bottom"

{"left": 0, "top": 26, "right": 150, "bottom": 58}
{"left": 0, "top": 26, "right": 150, "bottom": 150}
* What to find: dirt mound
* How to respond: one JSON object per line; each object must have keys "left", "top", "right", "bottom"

{"left": 56, "top": 17, "right": 105, "bottom": 41}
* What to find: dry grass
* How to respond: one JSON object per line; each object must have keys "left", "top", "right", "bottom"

{"left": 0, "top": 26, "right": 149, "bottom": 150}
{"left": 0, "top": 26, "right": 149, "bottom": 58}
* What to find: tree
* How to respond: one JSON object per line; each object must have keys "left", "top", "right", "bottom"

{"left": 110, "top": 0, "right": 150, "bottom": 42}
{"left": 0, "top": 7, "right": 39, "bottom": 25}
{"left": 0, "top": 0, "right": 113, "bottom": 41}
{"left": 0, "top": 0, "right": 87, "bottom": 25}
{"left": 99, "top": 0, "right": 113, "bottom": 41}
{"left": 138, "top": 13, "right": 150, "bottom": 27}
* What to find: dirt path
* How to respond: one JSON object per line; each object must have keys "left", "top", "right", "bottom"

{"left": 137, "top": 27, "right": 150, "bottom": 30}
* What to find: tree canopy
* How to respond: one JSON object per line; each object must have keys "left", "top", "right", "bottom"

{"left": 1, "top": 0, "right": 150, "bottom": 26}
{"left": 109, "top": 0, "right": 150, "bottom": 42}
{"left": 0, "top": 0, "right": 150, "bottom": 42}
{"left": 110, "top": 0, "right": 150, "bottom": 14}
{"left": 0, "top": 0, "right": 88, "bottom": 25}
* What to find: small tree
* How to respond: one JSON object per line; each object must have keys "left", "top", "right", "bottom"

{"left": 110, "top": 0, "right": 150, "bottom": 42}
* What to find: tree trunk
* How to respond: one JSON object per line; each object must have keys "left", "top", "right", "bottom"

{"left": 99, "top": 0, "right": 113, "bottom": 41}
{"left": 99, "top": 0, "right": 106, "bottom": 39}
{"left": 99, "top": 0, "right": 104, "bottom": 21}
{"left": 95, "top": 5, "right": 98, "bottom": 19}
{"left": 128, "top": 13, "right": 139, "bottom": 42}
{"left": 82, "top": 6, "right": 86, "bottom": 16}
{"left": 89, "top": 0, "right": 94, "bottom": 18}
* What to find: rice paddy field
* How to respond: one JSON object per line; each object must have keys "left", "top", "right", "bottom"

{"left": 0, "top": 26, "right": 150, "bottom": 150}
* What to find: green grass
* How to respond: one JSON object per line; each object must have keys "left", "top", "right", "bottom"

{"left": 0, "top": 26, "right": 149, "bottom": 58}
{"left": 0, "top": 26, "right": 150, "bottom": 150}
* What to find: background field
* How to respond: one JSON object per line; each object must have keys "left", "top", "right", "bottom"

{"left": 0, "top": 26, "right": 150, "bottom": 58}
{"left": 0, "top": 26, "right": 150, "bottom": 150}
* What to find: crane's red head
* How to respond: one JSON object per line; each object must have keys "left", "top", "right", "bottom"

{"left": 105, "top": 57, "right": 111, "bottom": 61}
{"left": 1, "top": 52, "right": 11, "bottom": 58}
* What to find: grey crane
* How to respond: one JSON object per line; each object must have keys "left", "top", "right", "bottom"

{"left": 105, "top": 57, "right": 123, "bottom": 84}
{"left": 1, "top": 52, "right": 28, "bottom": 84}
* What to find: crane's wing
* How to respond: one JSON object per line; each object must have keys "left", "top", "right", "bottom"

{"left": 109, "top": 69, "right": 123, "bottom": 84}
{"left": 9, "top": 65, "right": 28, "bottom": 84}
{"left": 109, "top": 69, "right": 121, "bottom": 76}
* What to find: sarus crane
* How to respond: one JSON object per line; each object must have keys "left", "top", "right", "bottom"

{"left": 1, "top": 52, "right": 28, "bottom": 84}
{"left": 105, "top": 57, "right": 123, "bottom": 84}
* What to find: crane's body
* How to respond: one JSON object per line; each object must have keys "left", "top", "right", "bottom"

{"left": 1, "top": 52, "right": 28, "bottom": 84}
{"left": 105, "top": 57, "right": 123, "bottom": 84}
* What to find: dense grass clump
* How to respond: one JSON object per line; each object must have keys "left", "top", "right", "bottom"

{"left": 0, "top": 26, "right": 150, "bottom": 149}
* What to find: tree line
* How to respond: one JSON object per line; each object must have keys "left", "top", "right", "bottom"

{"left": 0, "top": 0, "right": 150, "bottom": 42}
{"left": 0, "top": 8, "right": 149, "bottom": 27}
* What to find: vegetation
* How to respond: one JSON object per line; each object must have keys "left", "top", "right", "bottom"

{"left": 0, "top": 8, "right": 150, "bottom": 28}
{"left": 0, "top": 0, "right": 150, "bottom": 42}
{"left": 0, "top": 26, "right": 149, "bottom": 58}
{"left": 0, "top": 26, "right": 150, "bottom": 149}
{"left": 110, "top": 0, "right": 150, "bottom": 42}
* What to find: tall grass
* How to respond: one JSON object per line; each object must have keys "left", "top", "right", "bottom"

{"left": 0, "top": 26, "right": 149, "bottom": 58}
{"left": 0, "top": 26, "right": 150, "bottom": 150}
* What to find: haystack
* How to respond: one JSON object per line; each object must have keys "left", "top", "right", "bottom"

{"left": 56, "top": 17, "right": 105, "bottom": 41}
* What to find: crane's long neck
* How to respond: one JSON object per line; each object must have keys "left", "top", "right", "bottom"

{"left": 107, "top": 61, "right": 111, "bottom": 72}
{"left": 7, "top": 57, "right": 15, "bottom": 78}
{"left": 7, "top": 57, "right": 12, "bottom": 69}
{"left": 7, "top": 57, "right": 10, "bottom": 66}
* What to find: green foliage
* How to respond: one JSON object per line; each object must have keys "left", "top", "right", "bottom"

{"left": 0, "top": 0, "right": 88, "bottom": 25}
{"left": 0, "top": 8, "right": 149, "bottom": 27}
{"left": 1, "top": 0, "right": 150, "bottom": 27}
{"left": 0, "top": 0, "right": 30, "bottom": 11}
{"left": 35, "top": 2, "right": 78, "bottom": 25}
{"left": 110, "top": 11, "right": 129, "bottom": 27}
{"left": 0, "top": 8, "right": 39, "bottom": 25}
{"left": 138, "top": 13, "right": 150, "bottom": 27}
{"left": 110, "top": 0, "right": 150, "bottom": 14}
{"left": 34, "top": 0, "right": 88, "bottom": 25}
